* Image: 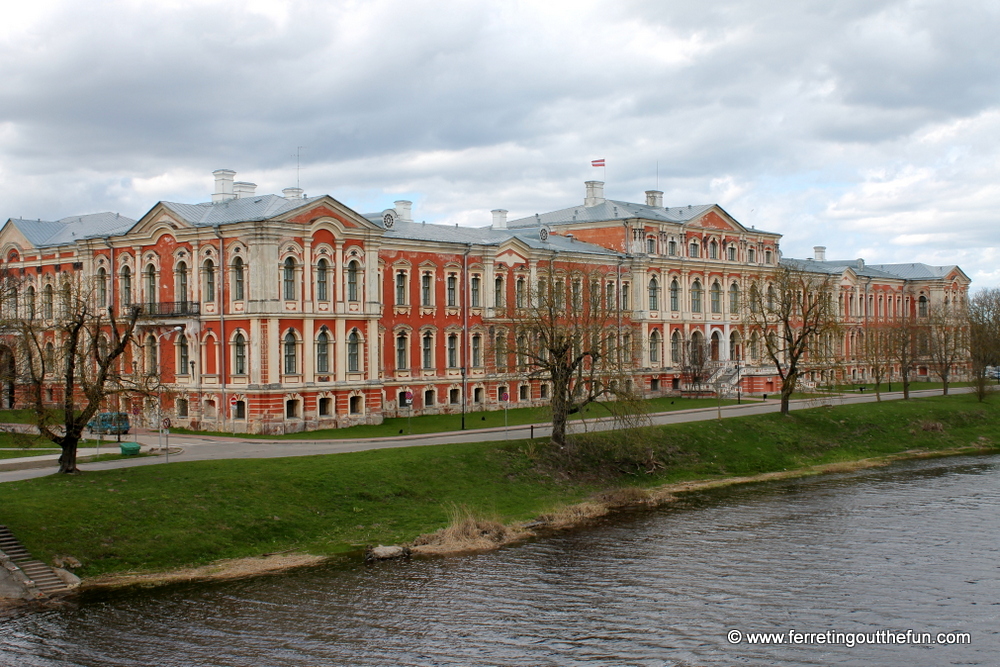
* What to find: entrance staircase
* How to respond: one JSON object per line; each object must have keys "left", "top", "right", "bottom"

{"left": 0, "top": 525, "right": 69, "bottom": 597}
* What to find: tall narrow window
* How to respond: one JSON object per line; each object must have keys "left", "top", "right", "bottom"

{"left": 395, "top": 271, "right": 406, "bottom": 305}
{"left": 648, "top": 276, "right": 659, "bottom": 311}
{"left": 282, "top": 258, "right": 295, "bottom": 301}
{"left": 711, "top": 281, "right": 721, "bottom": 313}
{"left": 347, "top": 261, "right": 359, "bottom": 301}
{"left": 97, "top": 268, "right": 108, "bottom": 308}
{"left": 689, "top": 242, "right": 699, "bottom": 258}
{"left": 647, "top": 237, "right": 656, "bottom": 254}
{"left": 494, "top": 276, "right": 504, "bottom": 307}
{"left": 447, "top": 275, "right": 457, "bottom": 307}
{"left": 145, "top": 335, "right": 156, "bottom": 373}
{"left": 422, "top": 332, "right": 433, "bottom": 369}
{"left": 668, "top": 240, "right": 677, "bottom": 256}
{"left": 729, "top": 283, "right": 740, "bottom": 312}
{"left": 748, "top": 248, "right": 756, "bottom": 263}
{"left": 621, "top": 282, "right": 630, "bottom": 310}
{"left": 670, "top": 279, "right": 679, "bottom": 311}
{"left": 918, "top": 295, "right": 928, "bottom": 317}
{"left": 121, "top": 266, "right": 132, "bottom": 306}
{"left": 178, "top": 336, "right": 189, "bottom": 373}
{"left": 421, "top": 273, "right": 432, "bottom": 306}
{"left": 43, "top": 284, "right": 53, "bottom": 319}
{"left": 317, "top": 331, "right": 330, "bottom": 373}
{"left": 516, "top": 277, "right": 525, "bottom": 308}
{"left": 175, "top": 262, "right": 188, "bottom": 302}
{"left": 396, "top": 333, "right": 408, "bottom": 369}
{"left": 316, "top": 259, "right": 329, "bottom": 301}
{"left": 709, "top": 240, "right": 718, "bottom": 259}
{"left": 204, "top": 260, "right": 216, "bottom": 302}
{"left": 691, "top": 280, "right": 703, "bottom": 313}
{"left": 471, "top": 276, "right": 481, "bottom": 307}
{"left": 234, "top": 333, "right": 247, "bottom": 375}
{"left": 649, "top": 330, "right": 661, "bottom": 364}
{"left": 347, "top": 331, "right": 360, "bottom": 372}
{"left": 728, "top": 245, "right": 736, "bottom": 261}
{"left": 145, "top": 264, "right": 156, "bottom": 304}
{"left": 232, "top": 257, "right": 245, "bottom": 301}
{"left": 671, "top": 330, "right": 680, "bottom": 363}
{"left": 472, "top": 334, "right": 482, "bottom": 367}
{"left": 448, "top": 334, "right": 458, "bottom": 368}
{"left": 283, "top": 331, "right": 297, "bottom": 374}
{"left": 26, "top": 286, "right": 35, "bottom": 319}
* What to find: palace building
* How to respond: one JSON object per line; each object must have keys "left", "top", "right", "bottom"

{"left": 0, "top": 171, "right": 971, "bottom": 433}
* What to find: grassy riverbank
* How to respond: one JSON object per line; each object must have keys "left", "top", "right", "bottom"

{"left": 0, "top": 394, "right": 997, "bottom": 580}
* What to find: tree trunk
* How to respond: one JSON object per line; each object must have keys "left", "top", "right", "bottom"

{"left": 550, "top": 410, "right": 568, "bottom": 449}
{"left": 58, "top": 437, "right": 80, "bottom": 474}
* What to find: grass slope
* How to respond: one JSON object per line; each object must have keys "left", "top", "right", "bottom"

{"left": 0, "top": 394, "right": 996, "bottom": 578}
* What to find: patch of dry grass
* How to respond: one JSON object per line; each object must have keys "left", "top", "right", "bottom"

{"left": 410, "top": 504, "right": 528, "bottom": 555}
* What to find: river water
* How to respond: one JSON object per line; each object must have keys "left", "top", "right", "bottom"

{"left": 2, "top": 454, "right": 998, "bottom": 666}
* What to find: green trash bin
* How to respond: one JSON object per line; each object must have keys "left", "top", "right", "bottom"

{"left": 119, "top": 442, "right": 142, "bottom": 456}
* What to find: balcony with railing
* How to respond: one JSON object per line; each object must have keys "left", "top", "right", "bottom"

{"left": 139, "top": 301, "right": 200, "bottom": 318}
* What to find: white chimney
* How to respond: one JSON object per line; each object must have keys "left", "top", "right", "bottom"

{"left": 645, "top": 190, "right": 663, "bottom": 207}
{"left": 584, "top": 181, "right": 605, "bottom": 207}
{"left": 233, "top": 181, "right": 257, "bottom": 199}
{"left": 491, "top": 209, "right": 508, "bottom": 230}
{"left": 813, "top": 246, "right": 826, "bottom": 261}
{"left": 394, "top": 200, "right": 413, "bottom": 222}
{"left": 212, "top": 169, "right": 236, "bottom": 203}
{"left": 282, "top": 187, "right": 304, "bottom": 200}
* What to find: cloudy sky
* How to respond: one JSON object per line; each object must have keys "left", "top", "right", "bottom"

{"left": 2, "top": 0, "right": 999, "bottom": 284}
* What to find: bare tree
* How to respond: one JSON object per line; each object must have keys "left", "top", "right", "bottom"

{"left": 681, "top": 335, "right": 712, "bottom": 395}
{"left": 0, "top": 271, "right": 154, "bottom": 473}
{"left": 887, "top": 316, "right": 920, "bottom": 400}
{"left": 743, "top": 263, "right": 840, "bottom": 415}
{"left": 503, "top": 262, "right": 639, "bottom": 449}
{"left": 966, "top": 288, "right": 1000, "bottom": 401}
{"left": 858, "top": 321, "right": 895, "bottom": 401}
{"left": 927, "top": 302, "right": 968, "bottom": 396}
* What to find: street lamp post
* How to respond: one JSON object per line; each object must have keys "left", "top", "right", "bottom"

{"left": 155, "top": 326, "right": 183, "bottom": 463}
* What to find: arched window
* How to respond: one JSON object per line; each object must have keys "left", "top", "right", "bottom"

{"left": 177, "top": 335, "right": 189, "bottom": 373}
{"left": 316, "top": 259, "right": 329, "bottom": 301}
{"left": 347, "top": 261, "right": 359, "bottom": 302}
{"left": 448, "top": 334, "right": 458, "bottom": 368}
{"left": 729, "top": 283, "right": 740, "bottom": 312}
{"left": 45, "top": 342, "right": 55, "bottom": 373}
{"left": 729, "top": 331, "right": 740, "bottom": 360}
{"left": 709, "top": 240, "right": 718, "bottom": 259}
{"left": 648, "top": 276, "right": 659, "bottom": 311}
{"left": 232, "top": 257, "right": 245, "bottom": 301}
{"left": 317, "top": 330, "right": 330, "bottom": 373}
{"left": 282, "top": 258, "right": 295, "bottom": 301}
{"left": 710, "top": 281, "right": 722, "bottom": 313}
{"left": 204, "top": 259, "right": 216, "bottom": 303}
{"left": 26, "top": 285, "right": 35, "bottom": 319}
{"left": 515, "top": 277, "right": 525, "bottom": 308}
{"left": 396, "top": 332, "right": 408, "bottom": 369}
{"left": 766, "top": 285, "right": 775, "bottom": 311}
{"left": 283, "top": 330, "right": 297, "bottom": 374}
{"left": 649, "top": 329, "right": 661, "bottom": 365}
{"left": 689, "top": 241, "right": 699, "bottom": 258}
{"left": 422, "top": 331, "right": 433, "bottom": 369}
{"left": 671, "top": 330, "right": 680, "bottom": 363}
{"left": 472, "top": 334, "right": 482, "bottom": 367}
{"left": 145, "top": 264, "right": 156, "bottom": 304}
{"left": 470, "top": 276, "right": 481, "bottom": 307}
{"left": 145, "top": 335, "right": 157, "bottom": 373}
{"left": 727, "top": 245, "right": 736, "bottom": 261}
{"left": 43, "top": 284, "right": 54, "bottom": 319}
{"left": 691, "top": 279, "right": 703, "bottom": 313}
{"left": 690, "top": 331, "right": 704, "bottom": 366}
{"left": 421, "top": 273, "right": 432, "bottom": 306}
{"left": 234, "top": 333, "right": 247, "bottom": 375}
{"left": 670, "top": 279, "right": 679, "bottom": 311}
{"left": 395, "top": 271, "right": 407, "bottom": 305}
{"left": 121, "top": 266, "right": 132, "bottom": 306}
{"left": 647, "top": 237, "right": 656, "bottom": 254}
{"left": 97, "top": 268, "right": 108, "bottom": 308}
{"left": 918, "top": 295, "right": 928, "bottom": 317}
{"left": 347, "top": 331, "right": 360, "bottom": 372}
{"left": 175, "top": 262, "right": 188, "bottom": 302}
{"left": 748, "top": 247, "right": 756, "bottom": 263}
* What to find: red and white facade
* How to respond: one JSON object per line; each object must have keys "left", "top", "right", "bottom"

{"left": 0, "top": 172, "right": 971, "bottom": 433}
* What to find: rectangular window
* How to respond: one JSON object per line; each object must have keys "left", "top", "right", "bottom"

{"left": 285, "top": 399, "right": 299, "bottom": 419}
{"left": 471, "top": 276, "right": 480, "bottom": 307}
{"left": 235, "top": 400, "right": 246, "bottom": 419}
{"left": 396, "top": 272, "right": 407, "bottom": 305}
{"left": 421, "top": 273, "right": 432, "bottom": 306}
{"left": 349, "top": 396, "right": 362, "bottom": 414}
{"left": 447, "top": 335, "right": 457, "bottom": 367}
{"left": 621, "top": 282, "right": 630, "bottom": 310}
{"left": 424, "top": 389, "right": 434, "bottom": 406}
{"left": 447, "top": 275, "right": 457, "bottom": 307}
{"left": 318, "top": 397, "right": 332, "bottom": 416}
{"left": 519, "top": 384, "right": 528, "bottom": 400}
{"left": 449, "top": 388, "right": 460, "bottom": 405}
{"left": 422, "top": 334, "right": 432, "bottom": 369}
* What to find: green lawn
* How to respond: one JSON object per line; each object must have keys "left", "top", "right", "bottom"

{"left": 0, "top": 393, "right": 995, "bottom": 579}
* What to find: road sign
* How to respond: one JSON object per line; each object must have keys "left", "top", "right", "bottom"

{"left": 501, "top": 392, "right": 509, "bottom": 401}
{"left": 404, "top": 391, "right": 413, "bottom": 400}
{"left": 229, "top": 396, "right": 238, "bottom": 406}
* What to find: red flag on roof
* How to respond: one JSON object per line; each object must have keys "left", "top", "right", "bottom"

{"left": 591, "top": 159, "right": 605, "bottom": 167}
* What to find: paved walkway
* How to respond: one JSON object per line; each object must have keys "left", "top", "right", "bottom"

{"left": 0, "top": 388, "right": 968, "bottom": 484}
